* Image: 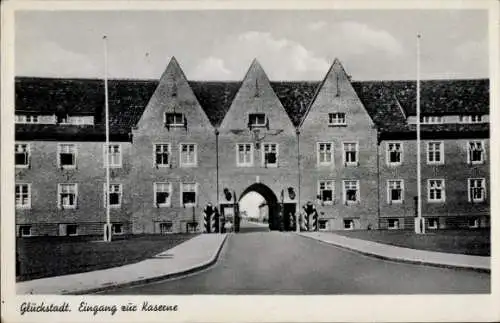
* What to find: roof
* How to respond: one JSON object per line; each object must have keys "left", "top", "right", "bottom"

{"left": 14, "top": 76, "right": 489, "bottom": 141}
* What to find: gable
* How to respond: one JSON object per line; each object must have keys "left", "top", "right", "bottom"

{"left": 218, "top": 59, "right": 296, "bottom": 133}
{"left": 136, "top": 57, "right": 213, "bottom": 133}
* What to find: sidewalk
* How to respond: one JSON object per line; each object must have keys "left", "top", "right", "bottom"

{"left": 298, "top": 232, "right": 490, "bottom": 272}
{"left": 17, "top": 233, "right": 227, "bottom": 295}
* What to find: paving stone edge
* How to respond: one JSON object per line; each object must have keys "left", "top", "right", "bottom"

{"left": 67, "top": 234, "right": 229, "bottom": 295}
{"left": 297, "top": 233, "right": 490, "bottom": 274}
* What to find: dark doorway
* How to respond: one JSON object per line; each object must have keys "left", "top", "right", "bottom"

{"left": 283, "top": 203, "right": 297, "bottom": 231}
{"left": 239, "top": 183, "right": 280, "bottom": 231}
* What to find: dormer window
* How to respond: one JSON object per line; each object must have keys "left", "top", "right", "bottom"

{"left": 420, "top": 116, "right": 443, "bottom": 124}
{"left": 248, "top": 113, "right": 267, "bottom": 128}
{"left": 328, "top": 113, "right": 346, "bottom": 126}
{"left": 15, "top": 115, "right": 39, "bottom": 124}
{"left": 459, "top": 115, "right": 483, "bottom": 123}
{"left": 164, "top": 113, "right": 185, "bottom": 127}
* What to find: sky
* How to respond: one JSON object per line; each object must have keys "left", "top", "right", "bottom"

{"left": 15, "top": 10, "right": 488, "bottom": 81}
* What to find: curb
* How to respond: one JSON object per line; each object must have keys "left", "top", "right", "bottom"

{"left": 296, "top": 234, "right": 490, "bottom": 274}
{"left": 68, "top": 234, "right": 229, "bottom": 295}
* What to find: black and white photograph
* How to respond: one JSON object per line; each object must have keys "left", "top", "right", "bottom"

{"left": 1, "top": 0, "right": 499, "bottom": 322}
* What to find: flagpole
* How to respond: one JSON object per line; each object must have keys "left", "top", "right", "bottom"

{"left": 415, "top": 33, "right": 424, "bottom": 234}
{"left": 103, "top": 35, "right": 112, "bottom": 242}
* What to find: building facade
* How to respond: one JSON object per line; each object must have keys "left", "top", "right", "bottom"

{"left": 14, "top": 57, "right": 490, "bottom": 236}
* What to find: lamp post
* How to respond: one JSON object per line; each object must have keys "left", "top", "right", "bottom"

{"left": 415, "top": 33, "right": 425, "bottom": 234}
{"left": 103, "top": 35, "right": 112, "bottom": 242}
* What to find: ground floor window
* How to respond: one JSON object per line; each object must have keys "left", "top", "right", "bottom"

{"left": 468, "top": 218, "right": 479, "bottom": 229}
{"left": 387, "top": 218, "right": 400, "bottom": 229}
{"left": 427, "top": 218, "right": 439, "bottom": 229}
{"left": 113, "top": 223, "right": 123, "bottom": 235}
{"left": 67, "top": 224, "right": 78, "bottom": 236}
{"left": 19, "top": 225, "right": 31, "bottom": 237}
{"left": 160, "top": 222, "right": 173, "bottom": 234}
{"left": 319, "top": 219, "right": 328, "bottom": 230}
{"left": 343, "top": 219, "right": 354, "bottom": 230}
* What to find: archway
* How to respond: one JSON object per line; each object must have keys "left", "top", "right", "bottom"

{"left": 239, "top": 183, "right": 280, "bottom": 231}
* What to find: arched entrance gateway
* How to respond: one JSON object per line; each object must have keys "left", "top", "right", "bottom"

{"left": 239, "top": 183, "right": 280, "bottom": 230}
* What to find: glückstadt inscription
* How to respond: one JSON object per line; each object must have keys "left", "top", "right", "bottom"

{"left": 20, "top": 302, "right": 71, "bottom": 315}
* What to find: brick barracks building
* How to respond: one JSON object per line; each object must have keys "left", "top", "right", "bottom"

{"left": 14, "top": 58, "right": 490, "bottom": 236}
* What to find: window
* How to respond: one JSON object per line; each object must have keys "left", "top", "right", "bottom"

{"left": 58, "top": 184, "right": 77, "bottom": 209}
{"left": 318, "top": 180, "right": 334, "bottom": 205}
{"left": 112, "top": 224, "right": 123, "bottom": 235}
{"left": 66, "top": 224, "right": 78, "bottom": 236}
{"left": 427, "top": 218, "right": 439, "bottom": 229}
{"left": 343, "top": 142, "right": 358, "bottom": 166}
{"left": 468, "top": 141, "right": 485, "bottom": 164}
{"left": 248, "top": 113, "right": 267, "bottom": 128}
{"left": 164, "top": 113, "right": 185, "bottom": 126}
{"left": 58, "top": 144, "right": 77, "bottom": 169}
{"left": 15, "top": 184, "right": 31, "bottom": 209}
{"left": 388, "top": 219, "right": 400, "bottom": 230}
{"left": 262, "top": 143, "right": 278, "bottom": 167}
{"left": 154, "top": 182, "right": 172, "bottom": 207}
{"left": 104, "top": 144, "right": 122, "bottom": 167}
{"left": 181, "top": 183, "right": 197, "bottom": 206}
{"left": 237, "top": 143, "right": 253, "bottom": 166}
{"left": 386, "top": 142, "right": 403, "bottom": 165}
{"left": 343, "top": 219, "right": 354, "bottom": 230}
{"left": 427, "top": 141, "right": 444, "bottom": 164}
{"left": 319, "top": 220, "right": 328, "bottom": 231}
{"left": 180, "top": 144, "right": 197, "bottom": 167}
{"left": 15, "top": 115, "right": 38, "bottom": 124}
{"left": 428, "top": 179, "right": 445, "bottom": 203}
{"left": 343, "top": 180, "right": 359, "bottom": 204}
{"left": 387, "top": 180, "right": 404, "bottom": 204}
{"left": 468, "top": 218, "right": 479, "bottom": 229}
{"left": 160, "top": 222, "right": 173, "bottom": 234}
{"left": 468, "top": 178, "right": 486, "bottom": 203}
{"left": 19, "top": 225, "right": 31, "bottom": 237}
{"left": 104, "top": 184, "right": 122, "bottom": 208}
{"left": 421, "top": 116, "right": 443, "bottom": 124}
{"left": 15, "top": 144, "right": 30, "bottom": 167}
{"left": 328, "top": 113, "right": 346, "bottom": 126}
{"left": 459, "top": 115, "right": 482, "bottom": 123}
{"left": 154, "top": 144, "right": 171, "bottom": 167}
{"left": 317, "top": 143, "right": 334, "bottom": 166}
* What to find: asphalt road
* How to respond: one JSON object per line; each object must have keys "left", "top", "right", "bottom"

{"left": 100, "top": 224, "right": 490, "bottom": 295}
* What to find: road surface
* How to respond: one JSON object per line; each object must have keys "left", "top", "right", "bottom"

{"left": 100, "top": 223, "right": 490, "bottom": 294}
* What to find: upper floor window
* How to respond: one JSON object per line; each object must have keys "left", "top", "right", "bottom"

{"left": 318, "top": 180, "right": 334, "bottom": 205}
{"left": 317, "top": 142, "right": 334, "bottom": 166}
{"left": 468, "top": 178, "right": 486, "bottom": 203}
{"left": 237, "top": 143, "right": 253, "bottom": 167}
{"left": 421, "top": 116, "right": 444, "bottom": 124}
{"left": 15, "top": 143, "right": 30, "bottom": 168}
{"left": 15, "top": 183, "right": 31, "bottom": 209}
{"left": 154, "top": 144, "right": 171, "bottom": 167}
{"left": 164, "top": 113, "right": 185, "bottom": 127}
{"left": 180, "top": 143, "right": 197, "bottom": 167}
{"left": 15, "top": 115, "right": 39, "bottom": 124}
{"left": 262, "top": 143, "right": 278, "bottom": 167}
{"left": 103, "top": 144, "right": 122, "bottom": 168}
{"left": 343, "top": 142, "right": 359, "bottom": 166}
{"left": 104, "top": 183, "right": 122, "bottom": 208}
{"left": 58, "top": 144, "right": 77, "bottom": 169}
{"left": 386, "top": 142, "right": 403, "bottom": 165}
{"left": 58, "top": 183, "right": 78, "bottom": 209}
{"left": 248, "top": 113, "right": 267, "bottom": 128}
{"left": 459, "top": 115, "right": 483, "bottom": 123}
{"left": 154, "top": 182, "right": 172, "bottom": 207}
{"left": 428, "top": 179, "right": 445, "bottom": 203}
{"left": 387, "top": 180, "right": 404, "bottom": 204}
{"left": 468, "top": 141, "right": 485, "bottom": 164}
{"left": 328, "top": 113, "right": 346, "bottom": 126}
{"left": 427, "top": 141, "right": 444, "bottom": 165}
{"left": 343, "top": 180, "right": 360, "bottom": 204}
{"left": 181, "top": 183, "right": 197, "bottom": 206}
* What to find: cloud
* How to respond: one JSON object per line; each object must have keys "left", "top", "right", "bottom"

{"left": 190, "top": 56, "right": 233, "bottom": 80}
{"left": 189, "top": 31, "right": 329, "bottom": 80}
{"left": 307, "top": 21, "right": 327, "bottom": 31}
